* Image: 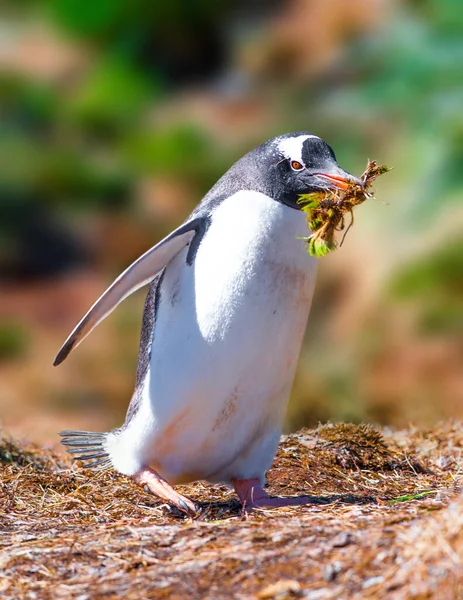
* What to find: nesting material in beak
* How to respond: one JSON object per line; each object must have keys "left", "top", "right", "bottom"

{"left": 298, "top": 160, "right": 390, "bottom": 257}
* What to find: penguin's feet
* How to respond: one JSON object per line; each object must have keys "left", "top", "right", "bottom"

{"left": 133, "top": 467, "right": 199, "bottom": 516}
{"left": 233, "top": 478, "right": 315, "bottom": 510}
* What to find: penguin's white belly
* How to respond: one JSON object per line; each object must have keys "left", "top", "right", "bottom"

{"left": 109, "top": 191, "right": 317, "bottom": 484}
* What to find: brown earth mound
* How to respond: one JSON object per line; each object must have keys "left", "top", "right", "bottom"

{"left": 1, "top": 421, "right": 463, "bottom": 599}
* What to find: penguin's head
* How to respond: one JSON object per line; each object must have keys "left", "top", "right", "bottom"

{"left": 254, "top": 132, "right": 363, "bottom": 210}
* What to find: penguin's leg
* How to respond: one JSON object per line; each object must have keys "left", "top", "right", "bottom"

{"left": 132, "top": 467, "right": 199, "bottom": 515}
{"left": 232, "top": 478, "right": 316, "bottom": 510}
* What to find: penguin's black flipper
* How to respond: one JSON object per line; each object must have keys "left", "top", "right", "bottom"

{"left": 60, "top": 430, "right": 111, "bottom": 470}
{"left": 53, "top": 218, "right": 205, "bottom": 366}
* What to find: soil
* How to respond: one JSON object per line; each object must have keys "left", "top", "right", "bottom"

{"left": 1, "top": 421, "right": 463, "bottom": 599}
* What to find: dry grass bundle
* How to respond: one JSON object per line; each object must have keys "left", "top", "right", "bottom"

{"left": 299, "top": 160, "right": 390, "bottom": 256}
{"left": 1, "top": 421, "right": 463, "bottom": 599}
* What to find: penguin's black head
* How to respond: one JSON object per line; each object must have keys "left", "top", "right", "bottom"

{"left": 257, "top": 132, "right": 363, "bottom": 210}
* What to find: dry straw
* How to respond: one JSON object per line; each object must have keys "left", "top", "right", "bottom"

{"left": 1, "top": 422, "right": 463, "bottom": 597}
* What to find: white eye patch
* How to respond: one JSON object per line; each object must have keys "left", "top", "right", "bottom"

{"left": 277, "top": 134, "right": 319, "bottom": 164}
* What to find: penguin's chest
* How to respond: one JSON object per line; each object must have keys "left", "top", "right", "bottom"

{"left": 142, "top": 191, "right": 317, "bottom": 481}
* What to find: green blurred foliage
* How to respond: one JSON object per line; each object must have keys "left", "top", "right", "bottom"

{"left": 0, "top": 323, "right": 29, "bottom": 360}
{"left": 391, "top": 240, "right": 463, "bottom": 335}
{"left": 48, "top": 0, "right": 131, "bottom": 37}
{"left": 2, "top": 0, "right": 459, "bottom": 224}
{"left": 124, "top": 125, "right": 211, "bottom": 175}
{"left": 315, "top": 0, "right": 463, "bottom": 220}
{"left": 47, "top": 0, "right": 227, "bottom": 40}
{"left": 0, "top": 0, "right": 233, "bottom": 214}
{"left": 67, "top": 59, "right": 156, "bottom": 134}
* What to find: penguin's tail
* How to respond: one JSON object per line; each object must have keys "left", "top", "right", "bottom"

{"left": 59, "top": 430, "right": 112, "bottom": 470}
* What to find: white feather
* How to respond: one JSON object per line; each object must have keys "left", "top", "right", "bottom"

{"left": 277, "top": 134, "right": 319, "bottom": 163}
{"left": 106, "top": 191, "right": 317, "bottom": 484}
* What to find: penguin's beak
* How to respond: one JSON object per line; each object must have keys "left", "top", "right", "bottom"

{"left": 316, "top": 170, "right": 363, "bottom": 191}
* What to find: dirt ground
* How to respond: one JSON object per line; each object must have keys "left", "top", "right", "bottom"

{"left": 1, "top": 421, "right": 463, "bottom": 599}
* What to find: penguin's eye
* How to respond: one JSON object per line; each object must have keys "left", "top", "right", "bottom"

{"left": 290, "top": 160, "right": 304, "bottom": 171}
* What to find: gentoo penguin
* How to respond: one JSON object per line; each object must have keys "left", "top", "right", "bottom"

{"left": 56, "top": 132, "right": 362, "bottom": 514}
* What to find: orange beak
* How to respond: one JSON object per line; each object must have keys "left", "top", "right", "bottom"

{"left": 316, "top": 173, "right": 353, "bottom": 190}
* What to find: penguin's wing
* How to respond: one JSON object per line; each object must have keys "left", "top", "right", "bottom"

{"left": 53, "top": 218, "right": 204, "bottom": 366}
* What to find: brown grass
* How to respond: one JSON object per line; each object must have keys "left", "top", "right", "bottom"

{"left": 1, "top": 421, "right": 463, "bottom": 599}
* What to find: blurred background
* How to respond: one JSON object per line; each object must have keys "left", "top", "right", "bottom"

{"left": 1, "top": 0, "right": 462, "bottom": 445}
